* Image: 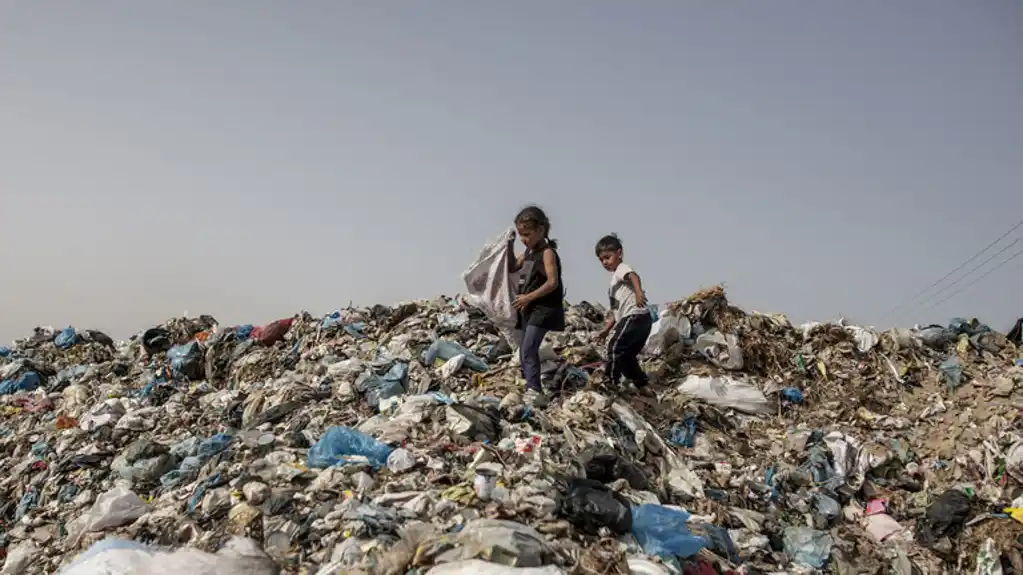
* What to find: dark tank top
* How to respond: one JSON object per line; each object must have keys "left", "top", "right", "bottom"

{"left": 515, "top": 245, "right": 565, "bottom": 332}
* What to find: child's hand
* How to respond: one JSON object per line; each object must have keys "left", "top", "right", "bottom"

{"left": 635, "top": 292, "right": 647, "bottom": 308}
{"left": 512, "top": 294, "right": 532, "bottom": 310}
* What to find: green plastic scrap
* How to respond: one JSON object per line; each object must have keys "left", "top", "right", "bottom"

{"left": 938, "top": 355, "right": 963, "bottom": 390}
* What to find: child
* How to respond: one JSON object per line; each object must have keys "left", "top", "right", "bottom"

{"left": 507, "top": 206, "right": 564, "bottom": 407}
{"left": 594, "top": 234, "right": 653, "bottom": 390}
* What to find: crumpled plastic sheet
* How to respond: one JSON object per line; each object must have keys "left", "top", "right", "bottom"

{"left": 307, "top": 426, "right": 393, "bottom": 469}
{"left": 676, "top": 375, "right": 770, "bottom": 415}
{"left": 783, "top": 526, "right": 832, "bottom": 568}
{"left": 694, "top": 329, "right": 743, "bottom": 370}
{"left": 630, "top": 504, "right": 709, "bottom": 560}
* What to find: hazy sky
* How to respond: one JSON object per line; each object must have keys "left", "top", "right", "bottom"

{"left": 2, "top": 2, "right": 1021, "bottom": 343}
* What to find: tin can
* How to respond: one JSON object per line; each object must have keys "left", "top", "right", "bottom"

{"left": 474, "top": 470, "right": 497, "bottom": 501}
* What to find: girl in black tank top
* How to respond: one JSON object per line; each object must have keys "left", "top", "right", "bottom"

{"left": 507, "top": 206, "right": 564, "bottom": 407}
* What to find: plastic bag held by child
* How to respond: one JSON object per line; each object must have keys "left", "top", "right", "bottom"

{"left": 462, "top": 228, "right": 520, "bottom": 337}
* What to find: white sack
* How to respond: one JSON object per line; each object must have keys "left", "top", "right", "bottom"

{"left": 677, "top": 375, "right": 771, "bottom": 414}
{"left": 462, "top": 228, "right": 521, "bottom": 350}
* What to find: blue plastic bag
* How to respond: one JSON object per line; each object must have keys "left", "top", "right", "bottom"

{"left": 167, "top": 342, "right": 204, "bottom": 379}
{"left": 321, "top": 312, "right": 344, "bottom": 329}
{"left": 197, "top": 433, "right": 232, "bottom": 458}
{"left": 307, "top": 426, "right": 393, "bottom": 468}
{"left": 631, "top": 504, "right": 709, "bottom": 559}
{"left": 235, "top": 325, "right": 254, "bottom": 340}
{"left": 0, "top": 346, "right": 10, "bottom": 358}
{"left": 356, "top": 362, "right": 409, "bottom": 408}
{"left": 0, "top": 372, "right": 42, "bottom": 395}
{"left": 55, "top": 327, "right": 80, "bottom": 350}
{"left": 668, "top": 416, "right": 697, "bottom": 448}
{"left": 422, "top": 340, "right": 488, "bottom": 372}
{"left": 781, "top": 387, "right": 805, "bottom": 403}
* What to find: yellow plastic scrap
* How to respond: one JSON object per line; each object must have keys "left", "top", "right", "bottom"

{"left": 817, "top": 359, "right": 828, "bottom": 379}
{"left": 1004, "top": 507, "right": 1023, "bottom": 524}
{"left": 956, "top": 334, "right": 970, "bottom": 356}
{"left": 442, "top": 484, "right": 476, "bottom": 505}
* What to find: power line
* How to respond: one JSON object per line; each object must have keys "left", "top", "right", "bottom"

{"left": 924, "top": 245, "right": 1023, "bottom": 311}
{"left": 886, "top": 218, "right": 1023, "bottom": 316}
{"left": 913, "top": 236, "right": 1021, "bottom": 308}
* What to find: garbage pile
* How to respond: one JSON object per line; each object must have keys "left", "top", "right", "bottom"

{"left": 1, "top": 286, "right": 1022, "bottom": 575}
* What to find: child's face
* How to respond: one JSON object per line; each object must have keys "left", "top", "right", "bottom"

{"left": 516, "top": 223, "right": 545, "bottom": 250}
{"left": 598, "top": 249, "right": 623, "bottom": 272}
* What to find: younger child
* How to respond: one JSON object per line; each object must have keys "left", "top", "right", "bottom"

{"left": 594, "top": 234, "right": 653, "bottom": 389}
{"left": 508, "top": 206, "right": 564, "bottom": 407}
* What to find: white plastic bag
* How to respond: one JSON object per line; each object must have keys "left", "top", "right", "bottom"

{"left": 694, "top": 329, "right": 744, "bottom": 370}
{"left": 462, "top": 228, "right": 520, "bottom": 349}
{"left": 59, "top": 537, "right": 276, "bottom": 575}
{"left": 66, "top": 487, "right": 151, "bottom": 545}
{"left": 643, "top": 310, "right": 691, "bottom": 356}
{"left": 845, "top": 325, "right": 879, "bottom": 353}
{"left": 427, "top": 560, "right": 564, "bottom": 575}
{"left": 677, "top": 375, "right": 770, "bottom": 414}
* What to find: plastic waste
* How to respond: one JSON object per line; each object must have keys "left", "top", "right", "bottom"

{"left": 917, "top": 325, "right": 954, "bottom": 348}
{"left": 462, "top": 228, "right": 520, "bottom": 334}
{"left": 845, "top": 325, "right": 879, "bottom": 352}
{"left": 677, "top": 375, "right": 770, "bottom": 414}
{"left": 58, "top": 537, "right": 277, "bottom": 575}
{"left": 781, "top": 387, "right": 804, "bottom": 403}
{"left": 0, "top": 371, "right": 41, "bottom": 395}
{"left": 425, "top": 561, "right": 564, "bottom": 575}
{"left": 448, "top": 520, "right": 553, "bottom": 568}
{"left": 864, "top": 513, "right": 903, "bottom": 542}
{"left": 643, "top": 313, "right": 691, "bottom": 356}
{"left": 307, "top": 426, "right": 393, "bottom": 468}
{"left": 782, "top": 526, "right": 832, "bottom": 568}
{"left": 422, "top": 339, "right": 488, "bottom": 372}
{"left": 440, "top": 355, "right": 466, "bottom": 378}
{"left": 694, "top": 329, "right": 743, "bottom": 370}
{"left": 975, "top": 537, "right": 1003, "bottom": 575}
{"left": 668, "top": 416, "right": 697, "bottom": 448}
{"left": 949, "top": 317, "right": 991, "bottom": 337}
{"left": 167, "top": 342, "right": 204, "bottom": 380}
{"left": 253, "top": 318, "right": 293, "bottom": 345}
{"left": 142, "top": 327, "right": 172, "bottom": 355}
{"left": 55, "top": 326, "right": 80, "bottom": 350}
{"left": 67, "top": 487, "right": 151, "bottom": 544}
{"left": 580, "top": 448, "right": 648, "bottom": 490}
{"left": 559, "top": 478, "right": 633, "bottom": 535}
{"left": 916, "top": 489, "right": 971, "bottom": 548}
{"left": 356, "top": 362, "right": 408, "bottom": 408}
{"left": 446, "top": 404, "right": 500, "bottom": 442}
{"left": 631, "top": 504, "right": 709, "bottom": 559}
{"left": 938, "top": 355, "right": 963, "bottom": 389}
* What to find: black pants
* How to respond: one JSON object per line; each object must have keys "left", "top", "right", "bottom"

{"left": 606, "top": 313, "right": 653, "bottom": 387}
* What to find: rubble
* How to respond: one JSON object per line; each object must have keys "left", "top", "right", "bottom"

{"left": 0, "top": 285, "right": 1021, "bottom": 574}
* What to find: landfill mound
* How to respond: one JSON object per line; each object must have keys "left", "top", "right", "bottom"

{"left": 1, "top": 287, "right": 1022, "bottom": 575}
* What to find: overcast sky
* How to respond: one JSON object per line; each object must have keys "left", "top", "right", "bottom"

{"left": 1, "top": 1, "right": 1021, "bottom": 342}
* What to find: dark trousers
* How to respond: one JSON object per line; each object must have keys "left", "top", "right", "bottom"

{"left": 606, "top": 313, "right": 653, "bottom": 387}
{"left": 519, "top": 325, "right": 549, "bottom": 392}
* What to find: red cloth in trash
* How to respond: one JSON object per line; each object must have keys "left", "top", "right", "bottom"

{"left": 254, "top": 318, "right": 294, "bottom": 345}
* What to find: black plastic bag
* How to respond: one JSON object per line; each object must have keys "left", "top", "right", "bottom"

{"left": 559, "top": 477, "right": 632, "bottom": 535}
{"left": 142, "top": 327, "right": 172, "bottom": 355}
{"left": 580, "top": 447, "right": 649, "bottom": 490}
{"left": 915, "top": 489, "right": 971, "bottom": 548}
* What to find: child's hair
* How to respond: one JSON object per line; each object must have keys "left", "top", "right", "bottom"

{"left": 515, "top": 205, "right": 558, "bottom": 249}
{"left": 595, "top": 233, "right": 623, "bottom": 256}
